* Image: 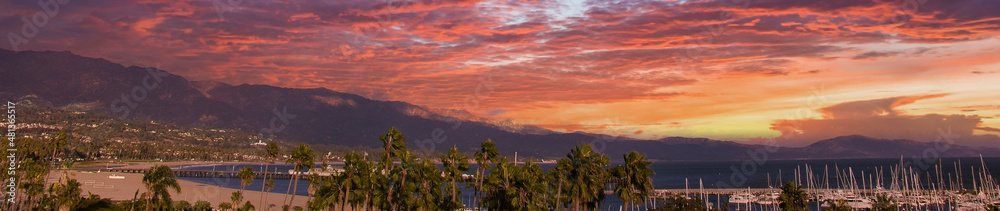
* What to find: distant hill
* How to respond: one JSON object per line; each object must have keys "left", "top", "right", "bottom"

{"left": 2, "top": 49, "right": 998, "bottom": 161}
{"left": 771, "top": 135, "right": 998, "bottom": 159}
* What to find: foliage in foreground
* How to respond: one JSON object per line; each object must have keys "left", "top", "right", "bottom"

{"left": 306, "top": 127, "right": 654, "bottom": 211}
{"left": 779, "top": 181, "right": 808, "bottom": 211}
{"left": 823, "top": 200, "right": 852, "bottom": 211}
{"left": 871, "top": 193, "right": 897, "bottom": 211}
{"left": 650, "top": 194, "right": 730, "bottom": 211}
{"left": 7, "top": 127, "right": 657, "bottom": 211}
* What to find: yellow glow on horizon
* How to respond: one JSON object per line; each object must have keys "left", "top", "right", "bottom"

{"left": 504, "top": 38, "right": 1000, "bottom": 142}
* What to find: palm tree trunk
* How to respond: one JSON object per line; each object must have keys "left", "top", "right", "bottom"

{"left": 341, "top": 183, "right": 350, "bottom": 211}
{"left": 364, "top": 183, "right": 372, "bottom": 211}
{"left": 396, "top": 169, "right": 408, "bottom": 211}
{"left": 419, "top": 183, "right": 427, "bottom": 211}
{"left": 451, "top": 178, "right": 458, "bottom": 207}
{"left": 290, "top": 173, "right": 301, "bottom": 207}
{"left": 260, "top": 163, "right": 268, "bottom": 207}
{"left": 284, "top": 170, "right": 293, "bottom": 206}
{"left": 475, "top": 167, "right": 484, "bottom": 208}
{"left": 307, "top": 177, "right": 316, "bottom": 205}
{"left": 239, "top": 182, "right": 247, "bottom": 204}
{"left": 340, "top": 174, "right": 349, "bottom": 211}
{"left": 386, "top": 176, "right": 394, "bottom": 210}
{"left": 472, "top": 168, "right": 479, "bottom": 209}
{"left": 629, "top": 186, "right": 636, "bottom": 211}
{"left": 384, "top": 142, "right": 393, "bottom": 211}
{"left": 146, "top": 191, "right": 153, "bottom": 211}
{"left": 555, "top": 177, "right": 563, "bottom": 211}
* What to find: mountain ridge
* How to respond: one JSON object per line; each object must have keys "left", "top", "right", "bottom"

{"left": 3, "top": 49, "right": 999, "bottom": 161}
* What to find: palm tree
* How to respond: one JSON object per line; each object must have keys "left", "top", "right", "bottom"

{"left": 482, "top": 157, "right": 513, "bottom": 209}
{"left": 610, "top": 151, "right": 654, "bottom": 211}
{"left": 378, "top": 127, "right": 407, "bottom": 209}
{"left": 20, "top": 158, "right": 49, "bottom": 210}
{"left": 608, "top": 167, "right": 629, "bottom": 210}
{"left": 872, "top": 193, "right": 897, "bottom": 211}
{"left": 550, "top": 159, "right": 571, "bottom": 211}
{"left": 440, "top": 146, "right": 470, "bottom": 209}
{"left": 654, "top": 194, "right": 707, "bottom": 210}
{"left": 60, "top": 160, "right": 75, "bottom": 178}
{"left": 351, "top": 154, "right": 377, "bottom": 211}
{"left": 824, "top": 200, "right": 851, "bottom": 211}
{"left": 142, "top": 165, "right": 181, "bottom": 211}
{"left": 518, "top": 161, "right": 549, "bottom": 209}
{"left": 241, "top": 201, "right": 255, "bottom": 211}
{"left": 49, "top": 131, "right": 67, "bottom": 171}
{"left": 341, "top": 152, "right": 363, "bottom": 211}
{"left": 306, "top": 173, "right": 322, "bottom": 203}
{"left": 393, "top": 149, "right": 417, "bottom": 210}
{"left": 411, "top": 159, "right": 443, "bottom": 211}
{"left": 482, "top": 158, "right": 548, "bottom": 210}
{"left": 311, "top": 174, "right": 343, "bottom": 211}
{"left": 779, "top": 181, "right": 808, "bottom": 211}
{"left": 49, "top": 178, "right": 82, "bottom": 210}
{"left": 264, "top": 178, "right": 274, "bottom": 209}
{"left": 176, "top": 200, "right": 192, "bottom": 210}
{"left": 380, "top": 128, "right": 408, "bottom": 162}
{"left": 564, "top": 144, "right": 609, "bottom": 210}
{"left": 238, "top": 167, "right": 255, "bottom": 195}
{"left": 231, "top": 191, "right": 244, "bottom": 210}
{"left": 471, "top": 138, "right": 499, "bottom": 208}
{"left": 260, "top": 141, "right": 279, "bottom": 206}
{"left": 193, "top": 200, "right": 212, "bottom": 210}
{"left": 284, "top": 144, "right": 315, "bottom": 207}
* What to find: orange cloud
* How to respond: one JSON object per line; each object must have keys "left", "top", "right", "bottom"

{"left": 819, "top": 94, "right": 949, "bottom": 119}
{"left": 1, "top": 0, "right": 999, "bottom": 144}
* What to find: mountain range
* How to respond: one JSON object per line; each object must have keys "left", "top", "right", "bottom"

{"left": 2, "top": 49, "right": 998, "bottom": 161}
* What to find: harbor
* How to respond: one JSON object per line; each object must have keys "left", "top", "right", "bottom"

{"left": 634, "top": 157, "right": 1000, "bottom": 210}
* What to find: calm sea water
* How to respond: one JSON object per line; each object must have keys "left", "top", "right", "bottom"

{"left": 176, "top": 157, "right": 1000, "bottom": 210}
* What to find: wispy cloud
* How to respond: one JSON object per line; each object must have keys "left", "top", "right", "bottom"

{"left": 2, "top": 0, "right": 999, "bottom": 142}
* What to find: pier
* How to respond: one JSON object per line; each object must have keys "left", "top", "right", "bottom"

{"left": 92, "top": 168, "right": 300, "bottom": 180}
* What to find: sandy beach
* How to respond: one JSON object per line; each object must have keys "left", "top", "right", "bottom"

{"left": 49, "top": 162, "right": 311, "bottom": 210}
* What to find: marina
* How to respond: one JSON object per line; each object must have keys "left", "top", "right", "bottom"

{"left": 636, "top": 156, "right": 1000, "bottom": 210}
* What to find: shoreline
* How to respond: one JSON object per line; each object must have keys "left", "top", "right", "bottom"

{"left": 47, "top": 170, "right": 309, "bottom": 210}
{"left": 73, "top": 160, "right": 570, "bottom": 169}
{"left": 74, "top": 160, "right": 339, "bottom": 169}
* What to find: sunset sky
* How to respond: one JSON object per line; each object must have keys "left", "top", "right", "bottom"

{"left": 3, "top": 0, "right": 999, "bottom": 146}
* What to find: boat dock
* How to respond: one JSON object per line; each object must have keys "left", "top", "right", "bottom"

{"left": 651, "top": 188, "right": 779, "bottom": 195}
{"left": 650, "top": 188, "right": 916, "bottom": 195}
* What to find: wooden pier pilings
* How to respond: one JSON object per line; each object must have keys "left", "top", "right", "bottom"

{"left": 102, "top": 168, "right": 300, "bottom": 180}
